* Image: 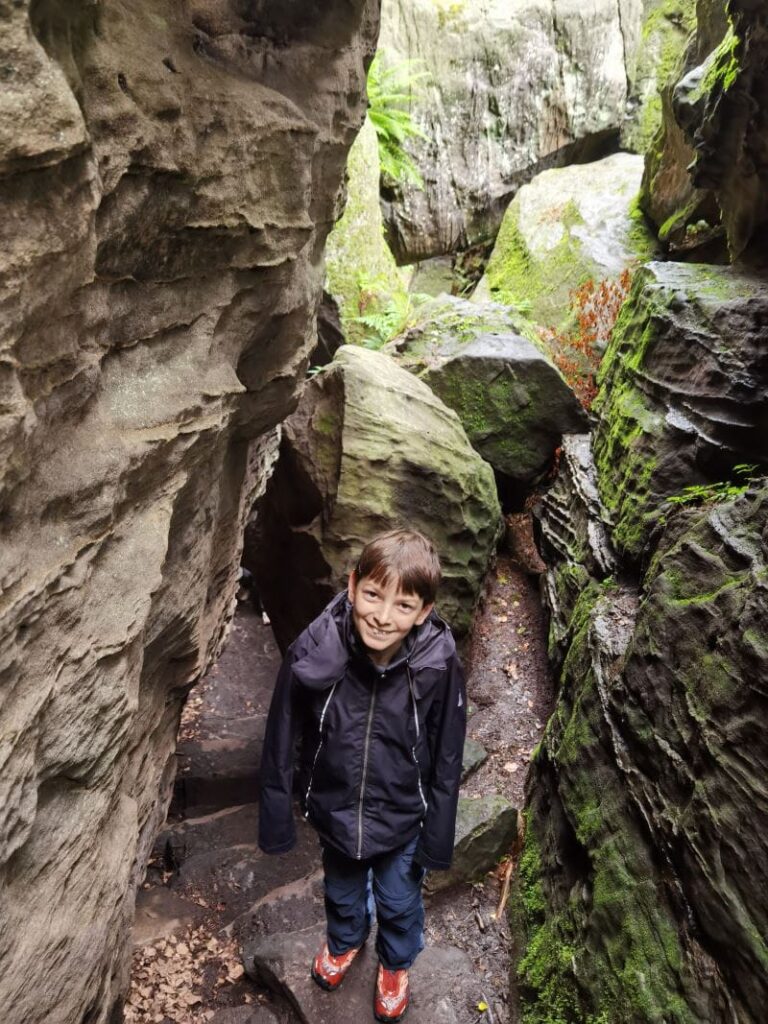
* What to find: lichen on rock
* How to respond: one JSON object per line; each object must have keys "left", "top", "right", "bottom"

{"left": 592, "top": 259, "right": 768, "bottom": 561}
{"left": 478, "top": 154, "right": 657, "bottom": 331}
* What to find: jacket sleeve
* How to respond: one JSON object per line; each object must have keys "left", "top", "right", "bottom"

{"left": 258, "top": 646, "right": 301, "bottom": 854}
{"left": 414, "top": 648, "right": 467, "bottom": 870}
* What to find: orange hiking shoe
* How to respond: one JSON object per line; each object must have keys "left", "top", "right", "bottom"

{"left": 374, "top": 964, "right": 410, "bottom": 1022}
{"left": 310, "top": 942, "right": 363, "bottom": 991}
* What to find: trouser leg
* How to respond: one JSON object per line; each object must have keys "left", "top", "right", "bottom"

{"left": 371, "top": 836, "right": 426, "bottom": 970}
{"left": 322, "top": 842, "right": 372, "bottom": 955}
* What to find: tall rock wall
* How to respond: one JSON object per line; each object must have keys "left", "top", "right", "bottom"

{"left": 377, "top": 0, "right": 647, "bottom": 263}
{"left": 0, "top": 3, "right": 380, "bottom": 1023}
{"left": 641, "top": 0, "right": 767, "bottom": 258}
{"left": 520, "top": 258, "right": 768, "bottom": 1023}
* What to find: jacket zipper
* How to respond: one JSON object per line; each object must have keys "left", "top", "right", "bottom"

{"left": 406, "top": 663, "right": 428, "bottom": 813}
{"left": 356, "top": 675, "right": 379, "bottom": 859}
{"left": 303, "top": 680, "right": 339, "bottom": 818}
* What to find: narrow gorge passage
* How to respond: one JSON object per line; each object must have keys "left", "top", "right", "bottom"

{"left": 127, "top": 546, "right": 554, "bottom": 1024}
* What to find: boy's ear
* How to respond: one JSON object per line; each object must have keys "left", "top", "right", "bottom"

{"left": 415, "top": 603, "right": 433, "bottom": 626}
{"left": 347, "top": 570, "right": 357, "bottom": 603}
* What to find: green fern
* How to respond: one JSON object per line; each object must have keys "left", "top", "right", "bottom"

{"left": 367, "top": 53, "right": 429, "bottom": 188}
{"left": 355, "top": 291, "right": 432, "bottom": 349}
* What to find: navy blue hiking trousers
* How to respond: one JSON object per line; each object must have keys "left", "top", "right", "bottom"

{"left": 322, "top": 835, "right": 426, "bottom": 970}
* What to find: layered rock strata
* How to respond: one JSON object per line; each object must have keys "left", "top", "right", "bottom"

{"left": 378, "top": 0, "right": 645, "bottom": 263}
{"left": 641, "top": 0, "right": 768, "bottom": 258}
{"left": 592, "top": 260, "right": 768, "bottom": 561}
{"left": 521, "top": 257, "right": 768, "bottom": 1021}
{"left": 249, "top": 345, "right": 502, "bottom": 647}
{"left": 0, "top": 3, "right": 379, "bottom": 1023}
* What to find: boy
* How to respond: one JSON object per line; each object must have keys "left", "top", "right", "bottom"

{"left": 258, "top": 529, "right": 466, "bottom": 1022}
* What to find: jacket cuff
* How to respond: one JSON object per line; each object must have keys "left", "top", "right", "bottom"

{"left": 413, "top": 845, "right": 452, "bottom": 871}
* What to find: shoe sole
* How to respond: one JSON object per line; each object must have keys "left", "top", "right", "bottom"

{"left": 311, "top": 965, "right": 343, "bottom": 992}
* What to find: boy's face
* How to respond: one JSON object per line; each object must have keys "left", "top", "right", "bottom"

{"left": 347, "top": 572, "right": 433, "bottom": 667}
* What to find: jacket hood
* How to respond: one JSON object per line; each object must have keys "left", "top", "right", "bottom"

{"left": 291, "top": 591, "right": 454, "bottom": 690}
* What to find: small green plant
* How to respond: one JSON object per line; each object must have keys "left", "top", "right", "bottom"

{"left": 355, "top": 290, "right": 432, "bottom": 349}
{"left": 667, "top": 464, "right": 760, "bottom": 507}
{"left": 366, "top": 52, "right": 429, "bottom": 188}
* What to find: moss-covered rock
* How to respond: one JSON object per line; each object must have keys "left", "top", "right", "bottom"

{"left": 640, "top": 0, "right": 768, "bottom": 258}
{"left": 592, "top": 260, "right": 768, "bottom": 561}
{"left": 515, "top": 481, "right": 768, "bottom": 1023}
{"left": 325, "top": 116, "right": 408, "bottom": 343}
{"left": 478, "top": 154, "right": 657, "bottom": 330}
{"left": 428, "top": 794, "right": 518, "bottom": 893}
{"left": 622, "top": 0, "right": 698, "bottom": 154}
{"left": 250, "top": 346, "right": 502, "bottom": 645}
{"left": 422, "top": 333, "right": 588, "bottom": 485}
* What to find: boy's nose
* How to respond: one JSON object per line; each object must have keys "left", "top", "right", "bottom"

{"left": 374, "top": 604, "right": 394, "bottom": 625}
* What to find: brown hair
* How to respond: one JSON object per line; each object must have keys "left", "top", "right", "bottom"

{"left": 353, "top": 529, "right": 442, "bottom": 605}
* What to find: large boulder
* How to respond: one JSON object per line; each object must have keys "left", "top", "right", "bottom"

{"left": 0, "top": 2, "right": 379, "bottom": 1023}
{"left": 378, "top": 0, "right": 651, "bottom": 263}
{"left": 250, "top": 346, "right": 502, "bottom": 646}
{"left": 518, "top": 483, "right": 768, "bottom": 1023}
{"left": 477, "top": 153, "right": 657, "bottom": 329}
{"left": 592, "top": 260, "right": 768, "bottom": 561}
{"left": 422, "top": 334, "right": 589, "bottom": 485}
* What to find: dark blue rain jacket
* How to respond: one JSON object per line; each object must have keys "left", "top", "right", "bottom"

{"left": 258, "top": 592, "right": 467, "bottom": 869}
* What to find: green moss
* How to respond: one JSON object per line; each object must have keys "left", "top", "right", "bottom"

{"left": 624, "top": 0, "right": 697, "bottom": 153}
{"left": 695, "top": 23, "right": 741, "bottom": 99}
{"left": 484, "top": 198, "right": 594, "bottom": 329}
{"left": 325, "top": 116, "right": 408, "bottom": 343}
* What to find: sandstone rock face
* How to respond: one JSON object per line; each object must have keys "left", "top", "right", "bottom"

{"left": 641, "top": 0, "right": 767, "bottom": 258}
{"left": 325, "top": 115, "right": 407, "bottom": 343}
{"left": 422, "top": 334, "right": 588, "bottom": 485}
{"left": 0, "top": 3, "right": 379, "bottom": 1023}
{"left": 250, "top": 346, "right": 502, "bottom": 647}
{"left": 378, "top": 0, "right": 645, "bottom": 263}
{"left": 426, "top": 795, "right": 518, "bottom": 894}
{"left": 519, "top": 486, "right": 768, "bottom": 1023}
{"left": 592, "top": 260, "right": 768, "bottom": 561}
{"left": 518, "top": 242, "right": 768, "bottom": 1021}
{"left": 622, "top": 0, "right": 697, "bottom": 153}
{"left": 478, "top": 153, "right": 657, "bottom": 329}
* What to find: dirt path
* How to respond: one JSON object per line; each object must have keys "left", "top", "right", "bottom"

{"left": 127, "top": 547, "right": 554, "bottom": 1024}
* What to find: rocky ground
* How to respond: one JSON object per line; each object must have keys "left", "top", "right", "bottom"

{"left": 127, "top": 534, "right": 554, "bottom": 1024}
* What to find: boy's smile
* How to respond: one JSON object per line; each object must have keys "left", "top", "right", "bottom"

{"left": 348, "top": 572, "right": 433, "bottom": 667}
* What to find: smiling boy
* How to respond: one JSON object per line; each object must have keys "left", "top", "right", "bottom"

{"left": 258, "top": 529, "right": 466, "bottom": 1022}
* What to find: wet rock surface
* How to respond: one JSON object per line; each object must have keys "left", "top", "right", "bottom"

{"left": 523, "top": 483, "right": 768, "bottom": 1022}
{"left": 249, "top": 345, "right": 502, "bottom": 646}
{"left": 0, "top": 2, "right": 379, "bottom": 1021}
{"left": 592, "top": 260, "right": 768, "bottom": 561}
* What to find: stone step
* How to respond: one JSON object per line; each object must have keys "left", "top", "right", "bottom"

{"left": 243, "top": 925, "right": 478, "bottom": 1024}
{"left": 171, "top": 817, "right": 319, "bottom": 925}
